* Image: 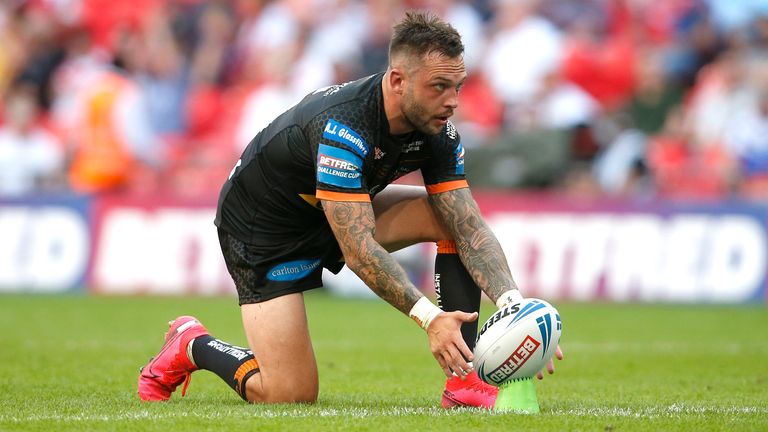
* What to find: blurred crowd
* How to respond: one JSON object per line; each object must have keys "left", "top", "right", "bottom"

{"left": 2, "top": 0, "right": 768, "bottom": 201}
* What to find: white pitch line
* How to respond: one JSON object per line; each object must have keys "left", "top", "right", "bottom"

{"left": 1, "top": 404, "right": 766, "bottom": 422}
{"left": 549, "top": 404, "right": 768, "bottom": 417}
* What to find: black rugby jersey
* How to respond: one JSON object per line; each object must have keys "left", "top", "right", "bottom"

{"left": 215, "top": 72, "right": 468, "bottom": 244}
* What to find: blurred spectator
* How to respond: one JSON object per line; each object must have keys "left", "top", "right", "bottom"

{"left": 0, "top": 3, "right": 26, "bottom": 102}
{"left": 415, "top": 0, "right": 487, "bottom": 71}
{"left": 661, "top": 1, "right": 721, "bottom": 89}
{"left": 126, "top": 7, "right": 190, "bottom": 137}
{"left": 359, "top": 0, "right": 405, "bottom": 77}
{"left": 647, "top": 106, "right": 737, "bottom": 199}
{"left": 589, "top": 47, "right": 681, "bottom": 198}
{"left": 559, "top": 1, "right": 635, "bottom": 110}
{"left": 305, "top": 0, "right": 370, "bottom": 79}
{"left": 0, "top": 85, "right": 65, "bottom": 195}
{"left": 236, "top": 0, "right": 303, "bottom": 55}
{"left": 592, "top": 121, "right": 650, "bottom": 196}
{"left": 454, "top": 71, "right": 505, "bottom": 144}
{"left": 65, "top": 70, "right": 145, "bottom": 193}
{"left": 525, "top": 68, "right": 599, "bottom": 130}
{"left": 685, "top": 49, "right": 749, "bottom": 149}
{"left": 723, "top": 54, "right": 768, "bottom": 197}
{"left": 11, "top": 4, "right": 65, "bottom": 109}
{"left": 49, "top": 24, "right": 111, "bottom": 148}
{"left": 482, "top": 0, "right": 564, "bottom": 115}
{"left": 235, "top": 45, "right": 303, "bottom": 150}
{"left": 51, "top": 22, "right": 160, "bottom": 194}
{"left": 3, "top": 0, "right": 768, "bottom": 202}
{"left": 624, "top": 48, "right": 684, "bottom": 135}
{"left": 724, "top": 86, "right": 768, "bottom": 173}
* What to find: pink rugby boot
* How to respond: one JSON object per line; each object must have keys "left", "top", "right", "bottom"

{"left": 441, "top": 370, "right": 498, "bottom": 409}
{"left": 138, "top": 316, "right": 209, "bottom": 401}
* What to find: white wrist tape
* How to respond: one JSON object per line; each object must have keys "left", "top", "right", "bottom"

{"left": 495, "top": 289, "right": 524, "bottom": 309}
{"left": 409, "top": 297, "right": 442, "bottom": 330}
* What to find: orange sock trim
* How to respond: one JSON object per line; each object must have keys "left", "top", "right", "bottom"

{"left": 436, "top": 240, "right": 457, "bottom": 254}
{"left": 234, "top": 358, "right": 260, "bottom": 400}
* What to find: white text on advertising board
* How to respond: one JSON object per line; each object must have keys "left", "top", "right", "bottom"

{"left": 489, "top": 213, "right": 766, "bottom": 303}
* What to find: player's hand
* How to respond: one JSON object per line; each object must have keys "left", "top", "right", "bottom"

{"left": 426, "top": 311, "right": 478, "bottom": 378}
{"left": 536, "top": 345, "right": 563, "bottom": 380}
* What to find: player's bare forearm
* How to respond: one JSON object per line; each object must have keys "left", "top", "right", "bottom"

{"left": 428, "top": 188, "right": 518, "bottom": 303}
{"left": 322, "top": 200, "right": 422, "bottom": 315}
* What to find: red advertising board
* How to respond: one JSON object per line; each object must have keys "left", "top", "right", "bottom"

{"left": 89, "top": 194, "right": 234, "bottom": 295}
{"left": 1, "top": 192, "right": 766, "bottom": 303}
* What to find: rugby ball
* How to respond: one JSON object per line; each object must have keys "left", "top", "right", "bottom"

{"left": 474, "top": 298, "right": 561, "bottom": 386}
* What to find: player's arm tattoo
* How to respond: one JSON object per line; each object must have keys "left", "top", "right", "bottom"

{"left": 323, "top": 200, "right": 422, "bottom": 315}
{"left": 428, "top": 187, "right": 518, "bottom": 303}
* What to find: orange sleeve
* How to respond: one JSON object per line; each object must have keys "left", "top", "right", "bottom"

{"left": 425, "top": 179, "right": 469, "bottom": 195}
{"left": 316, "top": 190, "right": 371, "bottom": 202}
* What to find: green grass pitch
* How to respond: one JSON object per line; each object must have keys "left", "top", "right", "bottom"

{"left": 1, "top": 291, "right": 766, "bottom": 431}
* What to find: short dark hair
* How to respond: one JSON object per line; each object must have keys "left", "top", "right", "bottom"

{"left": 389, "top": 11, "right": 464, "bottom": 65}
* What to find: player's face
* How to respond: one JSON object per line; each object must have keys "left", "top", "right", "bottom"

{"left": 401, "top": 52, "right": 466, "bottom": 135}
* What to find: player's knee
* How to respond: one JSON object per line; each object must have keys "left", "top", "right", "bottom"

{"left": 284, "top": 384, "right": 318, "bottom": 404}
{"left": 252, "top": 387, "right": 318, "bottom": 404}
{"left": 270, "top": 378, "right": 318, "bottom": 403}
{"left": 244, "top": 374, "right": 318, "bottom": 404}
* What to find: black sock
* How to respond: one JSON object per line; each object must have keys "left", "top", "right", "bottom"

{"left": 434, "top": 240, "right": 481, "bottom": 353}
{"left": 191, "top": 335, "right": 260, "bottom": 400}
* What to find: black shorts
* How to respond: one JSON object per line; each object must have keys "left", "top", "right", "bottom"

{"left": 218, "top": 228, "right": 345, "bottom": 305}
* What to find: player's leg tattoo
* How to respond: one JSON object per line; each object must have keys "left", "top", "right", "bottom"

{"left": 428, "top": 188, "right": 518, "bottom": 304}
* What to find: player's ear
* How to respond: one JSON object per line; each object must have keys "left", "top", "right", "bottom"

{"left": 389, "top": 67, "right": 406, "bottom": 95}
